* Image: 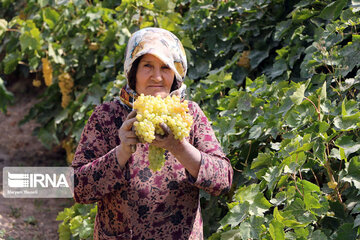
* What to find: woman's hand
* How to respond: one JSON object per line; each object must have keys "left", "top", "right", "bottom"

{"left": 151, "top": 123, "right": 181, "bottom": 153}
{"left": 151, "top": 123, "right": 201, "bottom": 178}
{"left": 116, "top": 110, "right": 139, "bottom": 167}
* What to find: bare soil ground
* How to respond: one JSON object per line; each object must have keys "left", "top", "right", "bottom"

{"left": 0, "top": 83, "right": 74, "bottom": 240}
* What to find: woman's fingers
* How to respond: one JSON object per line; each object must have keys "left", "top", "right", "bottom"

{"left": 116, "top": 111, "right": 140, "bottom": 155}
{"left": 125, "top": 138, "right": 139, "bottom": 145}
{"left": 121, "top": 129, "right": 139, "bottom": 143}
{"left": 122, "top": 117, "right": 137, "bottom": 131}
{"left": 120, "top": 110, "right": 137, "bottom": 130}
{"left": 126, "top": 110, "right": 137, "bottom": 120}
{"left": 125, "top": 130, "right": 138, "bottom": 139}
{"left": 159, "top": 123, "right": 172, "bottom": 136}
{"left": 152, "top": 123, "right": 172, "bottom": 142}
{"left": 126, "top": 110, "right": 137, "bottom": 127}
{"left": 118, "top": 112, "right": 138, "bottom": 143}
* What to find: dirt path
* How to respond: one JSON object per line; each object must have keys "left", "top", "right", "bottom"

{"left": 0, "top": 86, "right": 74, "bottom": 240}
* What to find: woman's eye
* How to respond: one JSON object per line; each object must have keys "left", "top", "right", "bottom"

{"left": 162, "top": 65, "right": 170, "bottom": 70}
{"left": 144, "top": 64, "right": 151, "bottom": 68}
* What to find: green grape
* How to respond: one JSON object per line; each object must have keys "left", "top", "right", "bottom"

{"left": 133, "top": 94, "right": 193, "bottom": 171}
{"left": 148, "top": 145, "right": 166, "bottom": 171}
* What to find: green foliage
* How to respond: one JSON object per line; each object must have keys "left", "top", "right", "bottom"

{"left": 56, "top": 203, "right": 97, "bottom": 240}
{"left": 1, "top": 0, "right": 360, "bottom": 239}
{"left": 183, "top": 0, "right": 360, "bottom": 239}
{"left": 208, "top": 73, "right": 360, "bottom": 238}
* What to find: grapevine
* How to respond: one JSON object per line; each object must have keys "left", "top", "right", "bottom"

{"left": 133, "top": 94, "right": 193, "bottom": 171}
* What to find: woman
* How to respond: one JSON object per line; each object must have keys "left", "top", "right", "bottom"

{"left": 72, "top": 27, "right": 233, "bottom": 240}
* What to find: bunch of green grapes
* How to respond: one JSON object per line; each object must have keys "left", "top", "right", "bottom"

{"left": 148, "top": 145, "right": 166, "bottom": 171}
{"left": 133, "top": 94, "right": 193, "bottom": 171}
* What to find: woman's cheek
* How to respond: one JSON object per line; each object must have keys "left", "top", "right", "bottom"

{"left": 164, "top": 71, "right": 174, "bottom": 82}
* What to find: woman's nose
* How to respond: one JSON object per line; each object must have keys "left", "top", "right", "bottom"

{"left": 152, "top": 67, "right": 162, "bottom": 81}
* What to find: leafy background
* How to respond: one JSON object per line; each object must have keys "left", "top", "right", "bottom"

{"left": 1, "top": 0, "right": 360, "bottom": 239}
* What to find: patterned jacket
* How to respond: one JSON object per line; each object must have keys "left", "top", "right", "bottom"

{"left": 72, "top": 99, "right": 233, "bottom": 240}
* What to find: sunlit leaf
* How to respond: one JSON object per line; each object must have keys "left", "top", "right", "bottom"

{"left": 334, "top": 113, "right": 360, "bottom": 131}
{"left": 48, "top": 43, "right": 65, "bottom": 65}
{"left": 43, "top": 7, "right": 60, "bottom": 29}
{"left": 290, "top": 84, "right": 306, "bottom": 105}
{"left": 269, "top": 220, "right": 285, "bottom": 240}
{"left": 249, "top": 125, "right": 262, "bottom": 139}
{"left": 20, "top": 20, "right": 42, "bottom": 51}
{"left": 299, "top": 180, "right": 321, "bottom": 194}
{"left": 341, "top": 98, "right": 347, "bottom": 116}
{"left": 0, "top": 19, "right": 8, "bottom": 37}
{"left": 251, "top": 152, "right": 272, "bottom": 169}
{"left": 220, "top": 202, "right": 249, "bottom": 227}
{"left": 58, "top": 222, "right": 71, "bottom": 240}
{"left": 319, "top": 121, "right": 330, "bottom": 133}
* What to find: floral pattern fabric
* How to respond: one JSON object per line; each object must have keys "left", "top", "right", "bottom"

{"left": 72, "top": 99, "right": 233, "bottom": 240}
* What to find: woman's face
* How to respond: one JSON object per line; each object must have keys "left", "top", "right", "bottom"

{"left": 135, "top": 54, "right": 175, "bottom": 98}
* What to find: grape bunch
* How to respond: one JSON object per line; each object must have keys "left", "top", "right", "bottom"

{"left": 148, "top": 145, "right": 166, "bottom": 171}
{"left": 42, "top": 58, "right": 53, "bottom": 87}
{"left": 58, "top": 72, "right": 74, "bottom": 109}
{"left": 133, "top": 94, "right": 193, "bottom": 171}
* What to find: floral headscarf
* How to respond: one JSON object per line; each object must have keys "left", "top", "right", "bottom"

{"left": 119, "top": 27, "right": 188, "bottom": 109}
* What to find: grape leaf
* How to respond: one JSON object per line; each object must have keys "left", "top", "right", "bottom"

{"left": 290, "top": 84, "right": 306, "bottom": 105}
